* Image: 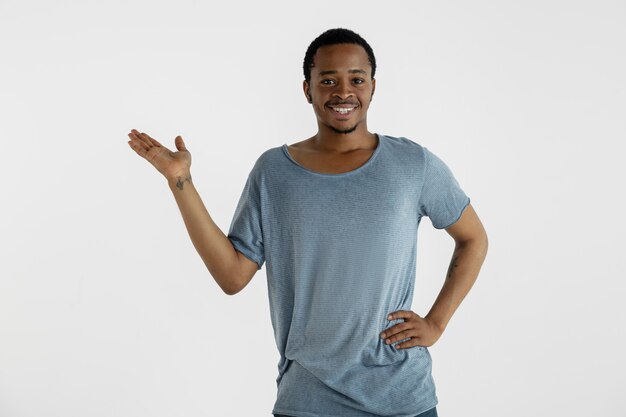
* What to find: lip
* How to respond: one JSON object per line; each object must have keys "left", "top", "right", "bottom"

{"left": 327, "top": 104, "right": 358, "bottom": 119}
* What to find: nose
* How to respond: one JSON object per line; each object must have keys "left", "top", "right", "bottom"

{"left": 333, "top": 81, "right": 354, "bottom": 100}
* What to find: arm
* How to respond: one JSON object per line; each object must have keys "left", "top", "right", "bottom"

{"left": 381, "top": 203, "right": 488, "bottom": 348}
{"left": 425, "top": 203, "right": 488, "bottom": 334}
{"left": 127, "top": 129, "right": 258, "bottom": 295}
{"left": 167, "top": 174, "right": 260, "bottom": 295}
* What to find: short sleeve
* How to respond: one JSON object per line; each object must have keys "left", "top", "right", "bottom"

{"left": 418, "top": 147, "right": 471, "bottom": 229}
{"left": 227, "top": 173, "right": 265, "bottom": 270}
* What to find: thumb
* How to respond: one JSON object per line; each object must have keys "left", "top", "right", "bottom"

{"left": 175, "top": 135, "right": 188, "bottom": 152}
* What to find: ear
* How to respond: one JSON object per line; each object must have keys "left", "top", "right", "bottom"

{"left": 370, "top": 77, "right": 376, "bottom": 101}
{"left": 303, "top": 80, "right": 312, "bottom": 103}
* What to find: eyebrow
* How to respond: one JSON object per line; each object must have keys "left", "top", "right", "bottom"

{"left": 318, "top": 69, "right": 368, "bottom": 76}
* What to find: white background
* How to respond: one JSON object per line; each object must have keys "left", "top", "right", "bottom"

{"left": 1, "top": 0, "right": 625, "bottom": 416}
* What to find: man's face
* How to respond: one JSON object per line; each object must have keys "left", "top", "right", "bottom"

{"left": 303, "top": 43, "right": 376, "bottom": 135}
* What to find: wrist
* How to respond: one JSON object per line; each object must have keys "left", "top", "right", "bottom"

{"left": 425, "top": 314, "right": 446, "bottom": 335}
{"left": 167, "top": 171, "right": 193, "bottom": 190}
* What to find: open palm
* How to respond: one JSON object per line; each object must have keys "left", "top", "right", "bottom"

{"left": 127, "top": 129, "right": 191, "bottom": 180}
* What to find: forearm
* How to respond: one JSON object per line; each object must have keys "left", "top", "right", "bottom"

{"left": 167, "top": 172, "right": 241, "bottom": 294}
{"left": 425, "top": 237, "right": 488, "bottom": 333}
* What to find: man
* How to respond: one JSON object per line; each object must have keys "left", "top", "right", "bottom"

{"left": 127, "top": 28, "right": 487, "bottom": 417}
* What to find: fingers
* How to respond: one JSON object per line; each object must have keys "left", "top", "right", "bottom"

{"left": 175, "top": 135, "right": 188, "bottom": 152}
{"left": 128, "top": 129, "right": 181, "bottom": 153}
{"left": 381, "top": 323, "right": 423, "bottom": 349}
{"left": 380, "top": 311, "right": 421, "bottom": 345}
{"left": 380, "top": 322, "right": 411, "bottom": 340}
{"left": 387, "top": 310, "right": 415, "bottom": 321}
{"left": 128, "top": 130, "right": 150, "bottom": 151}
{"left": 395, "top": 338, "right": 424, "bottom": 350}
{"left": 382, "top": 329, "right": 415, "bottom": 347}
{"left": 128, "top": 129, "right": 168, "bottom": 155}
{"left": 143, "top": 131, "right": 163, "bottom": 147}
{"left": 129, "top": 129, "right": 155, "bottom": 147}
{"left": 128, "top": 130, "right": 162, "bottom": 163}
{"left": 127, "top": 137, "right": 150, "bottom": 159}
{"left": 380, "top": 310, "right": 434, "bottom": 349}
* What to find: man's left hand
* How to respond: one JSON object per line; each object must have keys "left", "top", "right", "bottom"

{"left": 380, "top": 310, "right": 443, "bottom": 349}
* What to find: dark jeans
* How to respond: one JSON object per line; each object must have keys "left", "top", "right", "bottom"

{"left": 275, "top": 406, "right": 438, "bottom": 417}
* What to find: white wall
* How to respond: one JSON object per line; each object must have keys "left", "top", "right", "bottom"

{"left": 1, "top": 0, "right": 624, "bottom": 416}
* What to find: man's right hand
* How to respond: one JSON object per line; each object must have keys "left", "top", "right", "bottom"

{"left": 127, "top": 129, "right": 192, "bottom": 181}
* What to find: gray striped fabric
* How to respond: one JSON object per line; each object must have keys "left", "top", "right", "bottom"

{"left": 228, "top": 134, "right": 470, "bottom": 417}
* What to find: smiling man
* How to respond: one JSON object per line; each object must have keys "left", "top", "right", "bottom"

{"left": 128, "top": 28, "right": 488, "bottom": 417}
{"left": 307, "top": 44, "right": 374, "bottom": 136}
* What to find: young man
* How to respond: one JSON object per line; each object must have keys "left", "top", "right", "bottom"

{"left": 127, "top": 28, "right": 487, "bottom": 417}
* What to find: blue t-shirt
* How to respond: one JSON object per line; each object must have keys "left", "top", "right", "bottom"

{"left": 227, "top": 134, "right": 470, "bottom": 417}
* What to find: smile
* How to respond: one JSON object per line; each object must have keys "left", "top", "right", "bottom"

{"left": 328, "top": 105, "right": 357, "bottom": 115}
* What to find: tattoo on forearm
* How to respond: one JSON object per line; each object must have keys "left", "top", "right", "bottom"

{"left": 447, "top": 255, "right": 459, "bottom": 279}
{"left": 175, "top": 174, "right": 192, "bottom": 190}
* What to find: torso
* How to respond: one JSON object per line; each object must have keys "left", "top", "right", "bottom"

{"left": 286, "top": 135, "right": 379, "bottom": 175}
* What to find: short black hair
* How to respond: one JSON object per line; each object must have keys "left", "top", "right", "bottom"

{"left": 303, "top": 28, "right": 376, "bottom": 83}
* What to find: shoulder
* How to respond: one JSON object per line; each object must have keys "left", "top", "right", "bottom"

{"left": 252, "top": 145, "right": 282, "bottom": 168}
{"left": 384, "top": 134, "right": 457, "bottom": 165}
{"left": 245, "top": 145, "right": 286, "bottom": 181}
{"left": 379, "top": 133, "right": 430, "bottom": 167}
{"left": 380, "top": 133, "right": 425, "bottom": 153}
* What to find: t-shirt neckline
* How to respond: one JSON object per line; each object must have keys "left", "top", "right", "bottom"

{"left": 281, "top": 133, "right": 383, "bottom": 177}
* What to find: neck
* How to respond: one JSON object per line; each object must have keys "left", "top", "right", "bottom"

{"left": 312, "top": 122, "right": 377, "bottom": 153}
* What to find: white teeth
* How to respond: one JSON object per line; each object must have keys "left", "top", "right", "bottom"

{"left": 332, "top": 107, "right": 355, "bottom": 114}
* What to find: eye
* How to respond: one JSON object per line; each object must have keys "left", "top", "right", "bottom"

{"left": 321, "top": 79, "right": 335, "bottom": 85}
{"left": 353, "top": 78, "right": 365, "bottom": 85}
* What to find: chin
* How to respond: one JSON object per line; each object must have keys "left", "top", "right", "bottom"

{"left": 328, "top": 122, "right": 359, "bottom": 135}
{"left": 333, "top": 128, "right": 357, "bottom": 134}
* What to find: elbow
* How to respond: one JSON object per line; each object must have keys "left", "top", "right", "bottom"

{"left": 222, "top": 284, "right": 242, "bottom": 296}
{"left": 214, "top": 270, "right": 243, "bottom": 296}
{"left": 481, "top": 229, "right": 489, "bottom": 251}
{"left": 216, "top": 251, "right": 257, "bottom": 296}
{"left": 476, "top": 231, "right": 489, "bottom": 259}
{"left": 457, "top": 230, "right": 489, "bottom": 257}
{"left": 474, "top": 229, "right": 488, "bottom": 250}
{"left": 223, "top": 287, "right": 239, "bottom": 296}
{"left": 221, "top": 278, "right": 243, "bottom": 296}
